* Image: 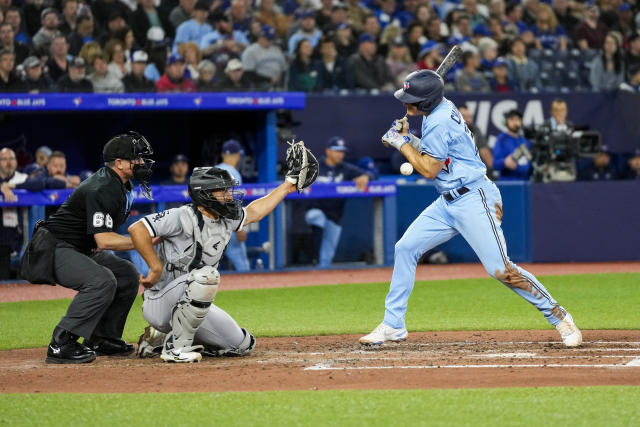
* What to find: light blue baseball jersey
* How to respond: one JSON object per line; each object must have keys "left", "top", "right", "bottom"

{"left": 420, "top": 98, "right": 486, "bottom": 193}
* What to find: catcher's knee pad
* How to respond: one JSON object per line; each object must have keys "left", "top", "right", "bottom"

{"left": 168, "top": 267, "right": 220, "bottom": 350}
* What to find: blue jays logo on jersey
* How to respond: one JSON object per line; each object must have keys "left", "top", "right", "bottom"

{"left": 442, "top": 157, "right": 451, "bottom": 174}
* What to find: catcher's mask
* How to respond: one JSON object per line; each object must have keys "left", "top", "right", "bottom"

{"left": 103, "top": 131, "right": 155, "bottom": 199}
{"left": 188, "top": 167, "right": 244, "bottom": 220}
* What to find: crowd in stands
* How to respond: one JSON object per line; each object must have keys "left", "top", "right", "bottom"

{"left": 0, "top": 0, "right": 637, "bottom": 94}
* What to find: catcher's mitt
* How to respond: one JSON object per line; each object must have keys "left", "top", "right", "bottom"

{"left": 285, "top": 140, "right": 318, "bottom": 193}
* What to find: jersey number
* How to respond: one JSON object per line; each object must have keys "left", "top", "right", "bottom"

{"left": 93, "top": 212, "right": 113, "bottom": 228}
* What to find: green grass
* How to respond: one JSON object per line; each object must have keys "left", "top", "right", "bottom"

{"left": 1, "top": 272, "right": 638, "bottom": 350}
{"left": 1, "top": 387, "right": 639, "bottom": 426}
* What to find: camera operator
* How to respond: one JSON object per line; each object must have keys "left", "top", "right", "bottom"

{"left": 578, "top": 145, "right": 618, "bottom": 181}
{"left": 493, "top": 109, "right": 532, "bottom": 180}
{"left": 545, "top": 98, "right": 574, "bottom": 133}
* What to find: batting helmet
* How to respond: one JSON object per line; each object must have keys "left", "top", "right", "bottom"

{"left": 394, "top": 70, "right": 444, "bottom": 113}
{"left": 188, "top": 167, "right": 244, "bottom": 220}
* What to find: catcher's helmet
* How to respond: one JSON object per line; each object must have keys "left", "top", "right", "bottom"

{"left": 394, "top": 70, "right": 444, "bottom": 113}
{"left": 188, "top": 167, "right": 244, "bottom": 220}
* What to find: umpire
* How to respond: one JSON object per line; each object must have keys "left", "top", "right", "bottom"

{"left": 20, "top": 131, "right": 154, "bottom": 364}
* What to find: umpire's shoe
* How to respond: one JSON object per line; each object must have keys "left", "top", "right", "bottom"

{"left": 84, "top": 337, "right": 135, "bottom": 356}
{"left": 45, "top": 326, "right": 96, "bottom": 364}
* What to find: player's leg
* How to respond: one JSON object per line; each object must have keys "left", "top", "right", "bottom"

{"left": 194, "top": 305, "right": 256, "bottom": 357}
{"left": 305, "top": 208, "right": 342, "bottom": 267}
{"left": 224, "top": 232, "right": 250, "bottom": 271}
{"left": 159, "top": 266, "right": 221, "bottom": 363}
{"left": 361, "top": 198, "right": 458, "bottom": 344}
{"left": 85, "top": 250, "right": 139, "bottom": 355}
{"left": 453, "top": 182, "right": 581, "bottom": 346}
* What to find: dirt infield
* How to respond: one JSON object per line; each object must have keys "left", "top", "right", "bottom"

{"left": 1, "top": 261, "right": 639, "bottom": 393}
{"left": 2, "top": 261, "right": 639, "bottom": 302}
{"left": 1, "top": 330, "right": 639, "bottom": 393}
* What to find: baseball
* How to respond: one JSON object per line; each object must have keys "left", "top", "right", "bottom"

{"left": 400, "top": 162, "right": 413, "bottom": 176}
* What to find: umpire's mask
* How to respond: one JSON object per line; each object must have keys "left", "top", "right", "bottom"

{"left": 104, "top": 131, "right": 155, "bottom": 199}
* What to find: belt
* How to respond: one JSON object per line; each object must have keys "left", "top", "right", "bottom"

{"left": 443, "top": 186, "right": 469, "bottom": 202}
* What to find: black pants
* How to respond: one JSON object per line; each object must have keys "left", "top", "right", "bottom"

{"left": 54, "top": 243, "right": 139, "bottom": 339}
{"left": 0, "top": 245, "right": 11, "bottom": 280}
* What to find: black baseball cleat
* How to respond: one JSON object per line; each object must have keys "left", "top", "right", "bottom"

{"left": 84, "top": 337, "right": 135, "bottom": 356}
{"left": 45, "top": 327, "right": 96, "bottom": 364}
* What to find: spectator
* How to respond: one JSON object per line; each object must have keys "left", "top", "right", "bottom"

{"left": 412, "top": 4, "right": 435, "bottom": 28}
{"left": 288, "top": 39, "right": 323, "bottom": 92}
{"left": 105, "top": 38, "right": 129, "bottom": 80}
{"left": 315, "top": 0, "right": 335, "bottom": 31}
{"left": 624, "top": 31, "right": 640, "bottom": 73}
{"left": 91, "top": 0, "right": 131, "bottom": 35}
{"left": 241, "top": 25, "right": 287, "bottom": 89}
{"left": 345, "top": 0, "right": 370, "bottom": 33}
{"left": 215, "top": 57, "right": 263, "bottom": 90}
{"left": 144, "top": 27, "right": 170, "bottom": 82}
{"left": 114, "top": 26, "right": 136, "bottom": 62}
{"left": 68, "top": 15, "right": 96, "bottom": 56}
{"left": 46, "top": 34, "right": 71, "bottom": 82}
{"left": 156, "top": 53, "right": 197, "bottom": 92}
{"left": 489, "top": 0, "right": 506, "bottom": 21}
{"left": 578, "top": 146, "right": 618, "bottom": 181}
{"left": 58, "top": 0, "right": 78, "bottom": 36}
{"left": 506, "top": 37, "right": 541, "bottom": 91}
{"left": 178, "top": 42, "right": 202, "bottom": 80}
{"left": 228, "top": 0, "right": 252, "bottom": 36}
{"left": 56, "top": 56, "right": 94, "bottom": 92}
{"left": 619, "top": 63, "right": 640, "bottom": 92}
{"left": 612, "top": 3, "right": 635, "bottom": 41}
{"left": 463, "top": 0, "right": 489, "bottom": 28}
{"left": 123, "top": 50, "right": 155, "bottom": 92}
{"left": 173, "top": 1, "right": 212, "bottom": 54}
{"left": 316, "top": 36, "right": 349, "bottom": 91}
{"left": 396, "top": 0, "right": 421, "bottom": 27}
{"left": 589, "top": 32, "right": 625, "bottom": 90}
{"left": 531, "top": 3, "right": 568, "bottom": 51}
{"left": 503, "top": 2, "right": 529, "bottom": 35}
{"left": 448, "top": 13, "right": 474, "bottom": 47}
{"left": 405, "top": 21, "right": 426, "bottom": 61}
{"left": 195, "top": 59, "right": 216, "bottom": 91}
{"left": 32, "top": 8, "right": 59, "bottom": 53}
{"left": 545, "top": 98, "right": 573, "bottom": 131}
{"left": 363, "top": 14, "right": 382, "bottom": 41}
{"left": 347, "top": 33, "right": 395, "bottom": 90}
{"left": 426, "top": 16, "right": 446, "bottom": 43}
{"left": 0, "top": 49, "right": 24, "bottom": 92}
{"left": 622, "top": 150, "right": 640, "bottom": 179}
{"left": 23, "top": 145, "right": 52, "bottom": 176}
{"left": 521, "top": 0, "right": 540, "bottom": 27}
{"left": 552, "top": 0, "right": 580, "bottom": 37}
{"left": 478, "top": 36, "right": 499, "bottom": 72}
{"left": 78, "top": 42, "right": 103, "bottom": 70}
{"left": 288, "top": 11, "right": 323, "bottom": 54}
{"left": 0, "top": 22, "right": 30, "bottom": 65}
{"left": 334, "top": 23, "right": 358, "bottom": 58}
{"left": 327, "top": 4, "right": 349, "bottom": 32}
{"left": 458, "top": 103, "right": 494, "bottom": 178}
{"left": 376, "top": 0, "right": 401, "bottom": 30}
{"left": 255, "top": 0, "right": 290, "bottom": 39}
{"left": 96, "top": 11, "right": 129, "bottom": 46}
{"left": 455, "top": 50, "right": 491, "bottom": 92}
{"left": 162, "top": 153, "right": 190, "bottom": 185}
{"left": 416, "top": 40, "right": 442, "bottom": 70}
{"left": 131, "top": 0, "right": 174, "bottom": 46}
{"left": 488, "top": 17, "right": 511, "bottom": 55}
{"left": 386, "top": 38, "right": 418, "bottom": 87}
{"left": 200, "top": 12, "right": 249, "bottom": 68}
{"left": 22, "top": 56, "right": 53, "bottom": 93}
{"left": 304, "top": 136, "right": 370, "bottom": 267}
{"left": 5, "top": 7, "right": 30, "bottom": 45}
{"left": 30, "top": 150, "right": 81, "bottom": 190}
{"left": 574, "top": 2, "right": 609, "bottom": 50}
{"left": 88, "top": 53, "right": 125, "bottom": 93}
{"left": 489, "top": 57, "right": 519, "bottom": 91}
{"left": 169, "top": 0, "right": 197, "bottom": 30}
{"left": 0, "top": 148, "right": 28, "bottom": 280}
{"left": 493, "top": 109, "right": 532, "bottom": 180}
{"left": 215, "top": 140, "right": 250, "bottom": 271}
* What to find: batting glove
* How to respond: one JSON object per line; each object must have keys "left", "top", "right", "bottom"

{"left": 382, "top": 128, "right": 410, "bottom": 151}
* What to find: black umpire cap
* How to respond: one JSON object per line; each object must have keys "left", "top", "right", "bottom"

{"left": 103, "top": 131, "right": 153, "bottom": 162}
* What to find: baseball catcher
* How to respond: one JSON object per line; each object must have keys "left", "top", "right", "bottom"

{"left": 131, "top": 141, "right": 317, "bottom": 362}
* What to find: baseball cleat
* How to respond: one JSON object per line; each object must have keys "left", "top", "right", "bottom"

{"left": 136, "top": 326, "right": 166, "bottom": 358}
{"left": 555, "top": 312, "right": 582, "bottom": 347}
{"left": 359, "top": 322, "right": 408, "bottom": 345}
{"left": 160, "top": 346, "right": 204, "bottom": 363}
